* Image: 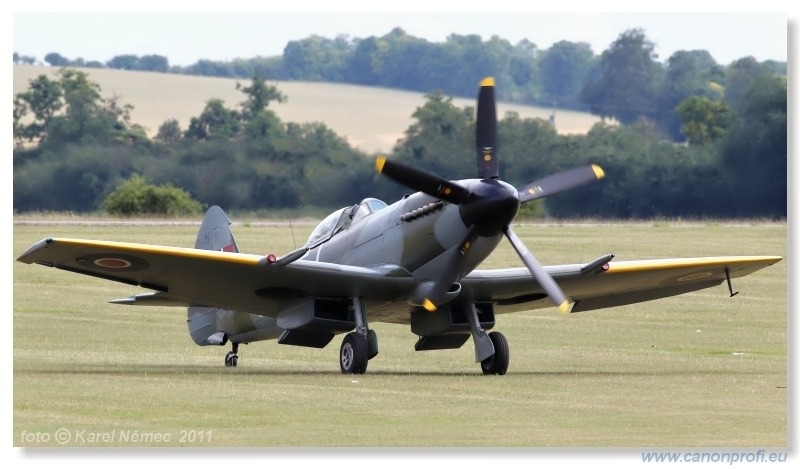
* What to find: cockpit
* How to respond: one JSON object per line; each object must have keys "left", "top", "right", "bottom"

{"left": 304, "top": 198, "right": 388, "bottom": 248}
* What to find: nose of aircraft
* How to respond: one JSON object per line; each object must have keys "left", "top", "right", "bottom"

{"left": 375, "top": 76, "right": 604, "bottom": 312}
{"left": 459, "top": 179, "right": 520, "bottom": 236}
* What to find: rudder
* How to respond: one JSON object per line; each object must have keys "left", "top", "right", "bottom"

{"left": 194, "top": 205, "right": 239, "bottom": 252}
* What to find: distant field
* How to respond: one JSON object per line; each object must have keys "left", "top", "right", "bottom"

{"left": 13, "top": 219, "right": 787, "bottom": 447}
{"left": 13, "top": 65, "right": 607, "bottom": 153}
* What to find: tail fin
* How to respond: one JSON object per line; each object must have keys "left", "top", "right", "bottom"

{"left": 194, "top": 205, "right": 239, "bottom": 252}
{"left": 189, "top": 206, "right": 238, "bottom": 346}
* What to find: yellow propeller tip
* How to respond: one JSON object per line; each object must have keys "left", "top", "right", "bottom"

{"left": 591, "top": 164, "right": 605, "bottom": 179}
{"left": 376, "top": 156, "right": 386, "bottom": 173}
{"left": 558, "top": 301, "right": 570, "bottom": 314}
{"left": 480, "top": 77, "right": 495, "bottom": 87}
{"left": 422, "top": 299, "right": 437, "bottom": 312}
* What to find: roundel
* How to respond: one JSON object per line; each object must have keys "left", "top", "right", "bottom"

{"left": 94, "top": 258, "right": 132, "bottom": 268}
{"left": 76, "top": 253, "right": 149, "bottom": 272}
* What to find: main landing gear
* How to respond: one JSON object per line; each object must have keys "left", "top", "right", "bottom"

{"left": 340, "top": 332, "right": 368, "bottom": 374}
{"left": 466, "top": 302, "right": 509, "bottom": 375}
{"left": 480, "top": 332, "right": 509, "bottom": 375}
{"left": 340, "top": 298, "right": 378, "bottom": 374}
{"left": 225, "top": 342, "right": 239, "bottom": 367}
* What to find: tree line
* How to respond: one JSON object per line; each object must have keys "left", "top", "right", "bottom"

{"left": 15, "top": 27, "right": 786, "bottom": 143}
{"left": 13, "top": 28, "right": 786, "bottom": 218}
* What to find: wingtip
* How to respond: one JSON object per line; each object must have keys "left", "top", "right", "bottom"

{"left": 480, "top": 77, "right": 495, "bottom": 88}
{"left": 376, "top": 156, "right": 386, "bottom": 173}
{"left": 591, "top": 164, "right": 605, "bottom": 179}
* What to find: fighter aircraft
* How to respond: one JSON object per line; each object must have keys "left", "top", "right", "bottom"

{"left": 17, "top": 77, "right": 781, "bottom": 375}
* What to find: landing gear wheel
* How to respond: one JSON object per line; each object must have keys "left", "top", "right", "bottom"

{"left": 340, "top": 332, "right": 369, "bottom": 374}
{"left": 225, "top": 343, "right": 239, "bottom": 368}
{"left": 480, "top": 331, "right": 509, "bottom": 375}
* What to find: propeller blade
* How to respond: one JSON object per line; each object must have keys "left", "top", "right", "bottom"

{"left": 476, "top": 77, "right": 499, "bottom": 180}
{"left": 375, "top": 156, "right": 469, "bottom": 204}
{"left": 518, "top": 164, "right": 605, "bottom": 203}
{"left": 376, "top": 156, "right": 470, "bottom": 205}
{"left": 504, "top": 227, "right": 570, "bottom": 313}
{"left": 420, "top": 226, "right": 480, "bottom": 312}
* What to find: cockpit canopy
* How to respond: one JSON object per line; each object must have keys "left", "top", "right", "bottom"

{"left": 305, "top": 198, "right": 388, "bottom": 248}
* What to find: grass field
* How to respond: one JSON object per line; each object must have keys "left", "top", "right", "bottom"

{"left": 12, "top": 219, "right": 787, "bottom": 448}
{"left": 13, "top": 65, "right": 607, "bottom": 153}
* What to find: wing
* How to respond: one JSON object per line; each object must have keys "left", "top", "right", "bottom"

{"left": 462, "top": 255, "right": 782, "bottom": 313}
{"left": 16, "top": 238, "right": 415, "bottom": 316}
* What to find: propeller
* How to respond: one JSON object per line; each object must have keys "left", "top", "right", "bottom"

{"left": 377, "top": 77, "right": 604, "bottom": 312}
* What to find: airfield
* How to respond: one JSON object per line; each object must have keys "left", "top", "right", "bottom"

{"left": 13, "top": 218, "right": 787, "bottom": 447}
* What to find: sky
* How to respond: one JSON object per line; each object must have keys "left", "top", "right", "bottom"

{"left": 9, "top": 3, "right": 792, "bottom": 68}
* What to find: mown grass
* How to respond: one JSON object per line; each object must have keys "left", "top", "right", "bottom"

{"left": 12, "top": 219, "right": 787, "bottom": 447}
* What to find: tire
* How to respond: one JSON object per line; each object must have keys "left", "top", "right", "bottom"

{"left": 340, "top": 332, "right": 369, "bottom": 374}
{"left": 480, "top": 331, "right": 509, "bottom": 375}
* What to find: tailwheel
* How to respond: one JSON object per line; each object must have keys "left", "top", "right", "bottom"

{"left": 225, "top": 343, "right": 239, "bottom": 368}
{"left": 480, "top": 332, "right": 509, "bottom": 375}
{"left": 340, "top": 332, "right": 368, "bottom": 374}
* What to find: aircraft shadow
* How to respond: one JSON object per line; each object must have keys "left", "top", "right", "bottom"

{"left": 17, "top": 364, "right": 772, "bottom": 378}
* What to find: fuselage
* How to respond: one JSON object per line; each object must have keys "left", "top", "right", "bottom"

{"left": 301, "top": 179, "right": 506, "bottom": 284}
{"left": 205, "top": 179, "right": 517, "bottom": 345}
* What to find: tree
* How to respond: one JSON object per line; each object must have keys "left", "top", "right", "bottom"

{"left": 538, "top": 41, "right": 594, "bottom": 109}
{"left": 508, "top": 39, "right": 538, "bottom": 88}
{"left": 139, "top": 54, "right": 169, "bottom": 72}
{"left": 675, "top": 96, "right": 731, "bottom": 144}
{"left": 348, "top": 36, "right": 383, "bottom": 85}
{"left": 155, "top": 119, "right": 183, "bottom": 145}
{"left": 242, "top": 109, "right": 284, "bottom": 141}
{"left": 14, "top": 53, "right": 36, "bottom": 64}
{"left": 581, "top": 29, "right": 662, "bottom": 125}
{"left": 185, "top": 59, "right": 233, "bottom": 77}
{"left": 13, "top": 74, "right": 63, "bottom": 144}
{"left": 236, "top": 71, "right": 286, "bottom": 120}
{"left": 657, "top": 50, "right": 724, "bottom": 140}
{"left": 499, "top": 112, "right": 562, "bottom": 187}
{"left": 720, "top": 74, "right": 786, "bottom": 217}
{"left": 282, "top": 35, "right": 352, "bottom": 81}
{"left": 14, "top": 68, "right": 141, "bottom": 147}
{"left": 724, "top": 56, "right": 773, "bottom": 110}
{"left": 391, "top": 91, "right": 474, "bottom": 184}
{"left": 185, "top": 99, "right": 240, "bottom": 140}
{"left": 45, "top": 68, "right": 107, "bottom": 144}
{"left": 371, "top": 28, "right": 436, "bottom": 92}
{"left": 107, "top": 54, "right": 140, "bottom": 70}
{"left": 44, "top": 52, "right": 69, "bottom": 66}
{"left": 13, "top": 96, "right": 30, "bottom": 148}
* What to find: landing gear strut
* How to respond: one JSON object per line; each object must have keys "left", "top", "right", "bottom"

{"left": 225, "top": 342, "right": 239, "bottom": 368}
{"left": 339, "top": 297, "right": 377, "bottom": 374}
